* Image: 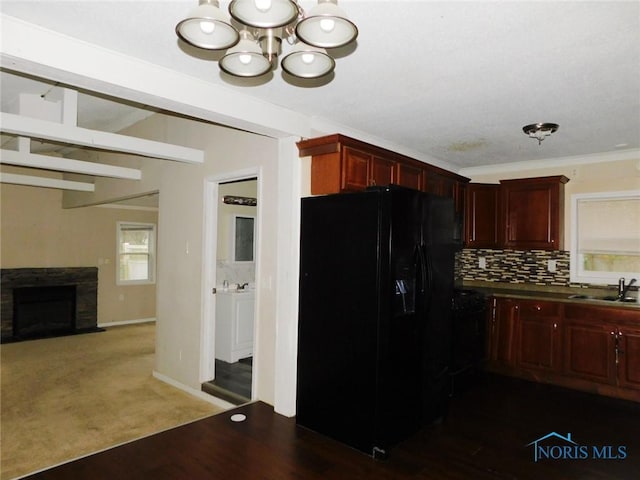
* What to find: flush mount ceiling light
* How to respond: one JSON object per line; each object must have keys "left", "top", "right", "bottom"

{"left": 523, "top": 123, "right": 559, "bottom": 145}
{"left": 176, "top": 0, "right": 358, "bottom": 80}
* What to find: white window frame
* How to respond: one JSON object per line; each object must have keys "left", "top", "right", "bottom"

{"left": 570, "top": 190, "right": 640, "bottom": 285}
{"left": 116, "top": 221, "right": 157, "bottom": 286}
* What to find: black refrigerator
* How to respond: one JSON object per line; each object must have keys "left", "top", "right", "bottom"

{"left": 296, "top": 186, "right": 456, "bottom": 458}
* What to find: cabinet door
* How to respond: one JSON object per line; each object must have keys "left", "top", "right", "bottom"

{"left": 488, "top": 298, "right": 518, "bottom": 367}
{"left": 424, "top": 172, "right": 454, "bottom": 197}
{"left": 465, "top": 183, "right": 500, "bottom": 248}
{"left": 618, "top": 326, "right": 640, "bottom": 390}
{"left": 341, "top": 147, "right": 370, "bottom": 191}
{"left": 395, "top": 163, "right": 423, "bottom": 190}
{"left": 454, "top": 182, "right": 467, "bottom": 217}
{"left": 516, "top": 301, "right": 561, "bottom": 373}
{"left": 234, "top": 295, "right": 255, "bottom": 352}
{"left": 370, "top": 156, "right": 395, "bottom": 187}
{"left": 563, "top": 320, "right": 616, "bottom": 385}
{"left": 501, "top": 179, "right": 563, "bottom": 250}
{"left": 453, "top": 181, "right": 467, "bottom": 245}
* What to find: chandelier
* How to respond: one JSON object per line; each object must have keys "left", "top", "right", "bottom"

{"left": 522, "top": 123, "right": 559, "bottom": 145}
{"left": 176, "top": 0, "right": 358, "bottom": 79}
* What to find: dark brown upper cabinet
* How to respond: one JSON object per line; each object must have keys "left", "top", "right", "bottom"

{"left": 465, "top": 183, "right": 501, "bottom": 248}
{"left": 370, "top": 156, "right": 395, "bottom": 187}
{"left": 464, "top": 176, "right": 569, "bottom": 250}
{"left": 297, "top": 134, "right": 469, "bottom": 197}
{"left": 395, "top": 162, "right": 423, "bottom": 190}
{"left": 500, "top": 176, "right": 569, "bottom": 250}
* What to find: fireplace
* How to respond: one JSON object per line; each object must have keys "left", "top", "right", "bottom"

{"left": 14, "top": 285, "right": 77, "bottom": 339}
{"left": 1, "top": 267, "right": 100, "bottom": 343}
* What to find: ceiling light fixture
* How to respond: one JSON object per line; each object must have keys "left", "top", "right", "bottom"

{"left": 523, "top": 123, "right": 559, "bottom": 145}
{"left": 176, "top": 0, "right": 358, "bottom": 80}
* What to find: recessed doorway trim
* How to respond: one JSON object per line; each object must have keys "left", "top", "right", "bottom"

{"left": 201, "top": 167, "right": 262, "bottom": 402}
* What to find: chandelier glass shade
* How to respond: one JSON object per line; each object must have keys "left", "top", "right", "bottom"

{"left": 229, "top": 0, "right": 299, "bottom": 29}
{"left": 522, "top": 123, "right": 559, "bottom": 145}
{"left": 175, "top": 0, "right": 240, "bottom": 50}
{"left": 295, "top": 1, "right": 358, "bottom": 48}
{"left": 281, "top": 42, "right": 335, "bottom": 78}
{"left": 219, "top": 30, "right": 273, "bottom": 77}
{"left": 176, "top": 0, "right": 358, "bottom": 80}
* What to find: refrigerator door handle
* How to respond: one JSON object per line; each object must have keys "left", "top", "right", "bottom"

{"left": 416, "top": 243, "right": 427, "bottom": 295}
{"left": 422, "top": 244, "right": 433, "bottom": 310}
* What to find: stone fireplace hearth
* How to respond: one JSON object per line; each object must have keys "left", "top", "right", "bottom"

{"left": 1, "top": 267, "right": 100, "bottom": 343}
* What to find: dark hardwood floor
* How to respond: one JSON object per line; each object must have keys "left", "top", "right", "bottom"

{"left": 25, "top": 373, "right": 639, "bottom": 479}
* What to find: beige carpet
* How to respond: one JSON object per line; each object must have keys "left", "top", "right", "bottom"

{"left": 0, "top": 323, "right": 224, "bottom": 480}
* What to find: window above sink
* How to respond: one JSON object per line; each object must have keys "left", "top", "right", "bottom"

{"left": 570, "top": 190, "right": 640, "bottom": 285}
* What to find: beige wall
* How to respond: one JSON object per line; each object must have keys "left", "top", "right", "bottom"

{"left": 61, "top": 113, "right": 281, "bottom": 404}
{"left": 466, "top": 157, "right": 640, "bottom": 249}
{"left": 0, "top": 181, "right": 157, "bottom": 324}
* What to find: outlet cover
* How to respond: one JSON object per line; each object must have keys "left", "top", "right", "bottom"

{"left": 548, "top": 260, "right": 557, "bottom": 272}
{"left": 479, "top": 257, "right": 487, "bottom": 269}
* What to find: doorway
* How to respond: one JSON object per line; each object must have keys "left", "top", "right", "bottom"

{"left": 201, "top": 173, "right": 259, "bottom": 405}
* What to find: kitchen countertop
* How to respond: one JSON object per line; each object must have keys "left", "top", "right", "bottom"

{"left": 461, "top": 280, "right": 640, "bottom": 310}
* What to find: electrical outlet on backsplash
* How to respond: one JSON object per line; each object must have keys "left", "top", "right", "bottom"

{"left": 458, "top": 249, "right": 571, "bottom": 287}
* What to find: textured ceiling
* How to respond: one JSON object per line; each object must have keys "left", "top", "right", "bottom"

{"left": 1, "top": 1, "right": 639, "bottom": 172}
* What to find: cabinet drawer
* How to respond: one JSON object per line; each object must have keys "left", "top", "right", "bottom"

{"left": 518, "top": 300, "right": 560, "bottom": 318}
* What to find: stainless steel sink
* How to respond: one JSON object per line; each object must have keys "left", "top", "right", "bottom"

{"left": 613, "top": 296, "right": 637, "bottom": 303}
{"left": 568, "top": 294, "right": 637, "bottom": 303}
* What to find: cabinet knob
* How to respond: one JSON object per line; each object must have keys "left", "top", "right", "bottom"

{"left": 553, "top": 323, "right": 558, "bottom": 329}
{"left": 536, "top": 305, "right": 541, "bottom": 311}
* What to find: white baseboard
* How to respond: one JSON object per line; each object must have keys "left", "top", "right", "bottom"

{"left": 98, "top": 317, "right": 156, "bottom": 328}
{"left": 152, "top": 370, "right": 236, "bottom": 410}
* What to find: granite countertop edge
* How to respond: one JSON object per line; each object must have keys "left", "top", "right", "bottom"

{"left": 462, "top": 280, "right": 640, "bottom": 310}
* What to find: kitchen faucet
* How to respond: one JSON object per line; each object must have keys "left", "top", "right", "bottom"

{"left": 618, "top": 277, "right": 637, "bottom": 300}
{"left": 237, "top": 282, "right": 249, "bottom": 290}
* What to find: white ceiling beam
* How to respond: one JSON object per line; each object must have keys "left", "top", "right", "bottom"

{"left": 0, "top": 112, "right": 204, "bottom": 164}
{"left": 0, "top": 172, "right": 95, "bottom": 191}
{"left": 0, "top": 14, "right": 311, "bottom": 139}
{"left": 61, "top": 87, "right": 78, "bottom": 126}
{"left": 0, "top": 150, "right": 142, "bottom": 180}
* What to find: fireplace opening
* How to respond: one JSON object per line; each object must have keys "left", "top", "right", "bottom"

{"left": 13, "top": 285, "right": 76, "bottom": 340}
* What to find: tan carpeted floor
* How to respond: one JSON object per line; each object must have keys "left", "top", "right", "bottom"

{"left": 0, "top": 323, "right": 225, "bottom": 480}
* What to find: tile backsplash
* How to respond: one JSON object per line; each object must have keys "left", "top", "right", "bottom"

{"left": 458, "top": 249, "right": 571, "bottom": 286}
{"left": 217, "top": 260, "right": 255, "bottom": 287}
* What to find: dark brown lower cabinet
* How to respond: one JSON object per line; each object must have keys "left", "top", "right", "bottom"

{"left": 564, "top": 305, "right": 640, "bottom": 393}
{"left": 619, "top": 326, "right": 640, "bottom": 389}
{"left": 487, "top": 297, "right": 517, "bottom": 368}
{"left": 562, "top": 319, "right": 616, "bottom": 384}
{"left": 486, "top": 297, "right": 640, "bottom": 402}
{"left": 516, "top": 300, "right": 561, "bottom": 373}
